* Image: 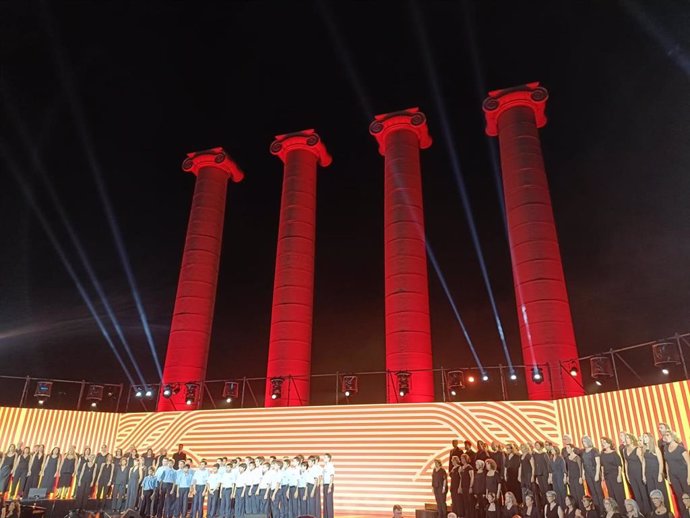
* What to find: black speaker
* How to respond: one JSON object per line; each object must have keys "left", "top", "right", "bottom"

{"left": 121, "top": 509, "right": 141, "bottom": 518}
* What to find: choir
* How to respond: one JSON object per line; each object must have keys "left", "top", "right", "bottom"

{"left": 0, "top": 444, "right": 335, "bottom": 518}
{"left": 433, "top": 425, "right": 690, "bottom": 518}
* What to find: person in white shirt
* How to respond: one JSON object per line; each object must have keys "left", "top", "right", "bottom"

{"left": 257, "top": 463, "right": 271, "bottom": 515}
{"left": 297, "top": 461, "right": 308, "bottom": 518}
{"left": 205, "top": 464, "right": 221, "bottom": 518}
{"left": 219, "top": 461, "right": 236, "bottom": 518}
{"left": 268, "top": 461, "right": 282, "bottom": 518}
{"left": 305, "top": 456, "right": 320, "bottom": 518}
{"left": 190, "top": 460, "right": 209, "bottom": 518}
{"left": 234, "top": 463, "right": 248, "bottom": 518}
{"left": 322, "top": 454, "right": 335, "bottom": 518}
{"left": 287, "top": 458, "right": 300, "bottom": 518}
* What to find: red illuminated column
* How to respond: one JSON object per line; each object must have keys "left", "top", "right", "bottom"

{"left": 265, "top": 130, "right": 331, "bottom": 407}
{"left": 369, "top": 108, "right": 435, "bottom": 403}
{"left": 158, "top": 147, "right": 244, "bottom": 411}
{"left": 483, "top": 83, "right": 583, "bottom": 399}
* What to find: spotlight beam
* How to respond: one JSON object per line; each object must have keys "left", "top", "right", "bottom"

{"left": 1, "top": 88, "right": 148, "bottom": 388}
{"left": 0, "top": 141, "right": 136, "bottom": 387}
{"left": 40, "top": 3, "right": 163, "bottom": 379}
{"left": 410, "top": 0, "right": 515, "bottom": 372}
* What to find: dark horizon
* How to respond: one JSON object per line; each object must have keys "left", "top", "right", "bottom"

{"left": 1, "top": 0, "right": 689, "bottom": 409}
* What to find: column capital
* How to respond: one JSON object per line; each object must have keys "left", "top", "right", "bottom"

{"left": 269, "top": 129, "right": 332, "bottom": 167}
{"left": 182, "top": 147, "right": 245, "bottom": 182}
{"left": 369, "top": 107, "right": 432, "bottom": 156}
{"left": 482, "top": 82, "right": 548, "bottom": 136}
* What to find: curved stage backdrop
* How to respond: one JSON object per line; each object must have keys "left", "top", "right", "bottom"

{"left": 0, "top": 381, "right": 688, "bottom": 516}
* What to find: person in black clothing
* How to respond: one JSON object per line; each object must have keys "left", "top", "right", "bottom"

{"left": 642, "top": 433, "right": 669, "bottom": 511}
{"left": 75, "top": 455, "right": 96, "bottom": 511}
{"left": 602, "top": 498, "right": 623, "bottom": 518}
{"left": 600, "top": 438, "right": 626, "bottom": 512}
{"left": 501, "top": 491, "right": 519, "bottom": 518}
{"left": 474, "top": 460, "right": 488, "bottom": 518}
{"left": 490, "top": 443, "right": 505, "bottom": 478}
{"left": 565, "top": 445, "right": 585, "bottom": 508}
{"left": 464, "top": 442, "right": 477, "bottom": 465}
{"left": 581, "top": 496, "right": 600, "bottom": 518}
{"left": 172, "top": 445, "right": 187, "bottom": 470}
{"left": 486, "top": 493, "right": 500, "bottom": 518}
{"left": 450, "top": 441, "right": 464, "bottom": 472}
{"left": 485, "top": 459, "right": 502, "bottom": 502}
{"left": 649, "top": 489, "right": 674, "bottom": 518}
{"left": 10, "top": 447, "right": 30, "bottom": 498}
{"left": 679, "top": 494, "right": 690, "bottom": 518}
{"left": 623, "top": 499, "right": 643, "bottom": 518}
{"left": 450, "top": 456, "right": 462, "bottom": 517}
{"left": 26, "top": 445, "right": 44, "bottom": 492}
{"left": 533, "top": 442, "right": 550, "bottom": 510}
{"left": 522, "top": 492, "right": 538, "bottom": 518}
{"left": 518, "top": 444, "right": 534, "bottom": 504}
{"left": 564, "top": 495, "right": 578, "bottom": 518}
{"left": 581, "top": 436, "right": 604, "bottom": 513}
{"left": 477, "top": 442, "right": 490, "bottom": 463}
{"left": 459, "top": 454, "right": 475, "bottom": 518}
{"left": 662, "top": 430, "right": 690, "bottom": 514}
{"left": 545, "top": 491, "right": 564, "bottom": 518}
{"left": 432, "top": 459, "right": 448, "bottom": 518}
{"left": 505, "top": 445, "right": 521, "bottom": 505}
{"left": 621, "top": 434, "right": 650, "bottom": 515}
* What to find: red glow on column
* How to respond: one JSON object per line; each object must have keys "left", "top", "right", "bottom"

{"left": 265, "top": 130, "right": 331, "bottom": 407}
{"left": 158, "top": 147, "right": 244, "bottom": 411}
{"left": 483, "top": 83, "right": 583, "bottom": 400}
{"left": 370, "top": 108, "right": 435, "bottom": 403}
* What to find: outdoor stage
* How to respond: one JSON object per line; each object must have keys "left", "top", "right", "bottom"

{"left": 1, "top": 380, "right": 689, "bottom": 517}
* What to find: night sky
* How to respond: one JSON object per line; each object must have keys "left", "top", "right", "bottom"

{"left": 1, "top": 1, "right": 689, "bottom": 408}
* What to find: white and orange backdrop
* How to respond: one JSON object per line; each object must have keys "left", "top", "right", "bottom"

{"left": 1, "top": 380, "right": 688, "bottom": 516}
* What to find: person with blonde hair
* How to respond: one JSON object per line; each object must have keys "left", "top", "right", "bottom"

{"left": 544, "top": 491, "right": 564, "bottom": 518}
{"left": 643, "top": 432, "right": 670, "bottom": 510}
{"left": 582, "top": 435, "right": 604, "bottom": 512}
{"left": 623, "top": 498, "right": 643, "bottom": 518}
{"left": 662, "top": 429, "right": 690, "bottom": 513}
{"left": 518, "top": 444, "right": 535, "bottom": 504}
{"left": 505, "top": 445, "right": 521, "bottom": 503}
{"left": 501, "top": 491, "right": 519, "bottom": 518}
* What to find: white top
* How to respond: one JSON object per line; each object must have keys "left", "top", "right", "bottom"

{"left": 249, "top": 467, "right": 262, "bottom": 485}
{"left": 258, "top": 470, "right": 272, "bottom": 489}
{"left": 235, "top": 471, "right": 248, "bottom": 488}
{"left": 206, "top": 472, "right": 221, "bottom": 491}
{"left": 322, "top": 462, "right": 335, "bottom": 484}
{"left": 220, "top": 469, "right": 236, "bottom": 489}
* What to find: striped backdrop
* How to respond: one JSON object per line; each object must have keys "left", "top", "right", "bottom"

{"left": 0, "top": 380, "right": 687, "bottom": 516}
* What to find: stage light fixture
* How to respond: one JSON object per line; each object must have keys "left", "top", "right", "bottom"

{"left": 661, "top": 368, "right": 670, "bottom": 375}
{"left": 445, "top": 370, "right": 464, "bottom": 399}
{"left": 396, "top": 371, "right": 411, "bottom": 398}
{"left": 222, "top": 381, "right": 239, "bottom": 403}
{"left": 531, "top": 366, "right": 544, "bottom": 384}
{"left": 509, "top": 372, "right": 518, "bottom": 381}
{"left": 467, "top": 374, "right": 476, "bottom": 384}
{"left": 595, "top": 380, "right": 603, "bottom": 387}
{"left": 270, "top": 377, "right": 284, "bottom": 400}
{"left": 162, "top": 384, "right": 173, "bottom": 398}
{"left": 341, "top": 375, "right": 358, "bottom": 398}
{"left": 481, "top": 373, "right": 489, "bottom": 382}
{"left": 86, "top": 384, "right": 104, "bottom": 407}
{"left": 145, "top": 387, "right": 154, "bottom": 399}
{"left": 590, "top": 356, "right": 614, "bottom": 383}
{"left": 569, "top": 362, "right": 579, "bottom": 377}
{"left": 34, "top": 381, "right": 53, "bottom": 404}
{"left": 134, "top": 387, "right": 144, "bottom": 398}
{"left": 185, "top": 383, "right": 199, "bottom": 406}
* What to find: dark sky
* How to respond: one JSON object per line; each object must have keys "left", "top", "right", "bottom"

{"left": 1, "top": 0, "right": 689, "bottom": 409}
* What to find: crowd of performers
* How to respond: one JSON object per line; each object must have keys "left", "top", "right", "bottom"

{"left": 432, "top": 424, "right": 690, "bottom": 518}
{"left": 0, "top": 443, "right": 336, "bottom": 518}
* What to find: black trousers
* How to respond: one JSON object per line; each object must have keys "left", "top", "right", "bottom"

{"left": 433, "top": 486, "right": 447, "bottom": 518}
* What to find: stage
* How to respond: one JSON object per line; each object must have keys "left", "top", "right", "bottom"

{"left": 1, "top": 380, "right": 689, "bottom": 517}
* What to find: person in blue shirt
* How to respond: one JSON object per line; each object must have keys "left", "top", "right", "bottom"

{"left": 154, "top": 459, "right": 170, "bottom": 518}
{"left": 190, "top": 460, "right": 209, "bottom": 518}
{"left": 141, "top": 466, "right": 157, "bottom": 518}
{"left": 175, "top": 464, "right": 194, "bottom": 518}
{"left": 161, "top": 459, "right": 178, "bottom": 518}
